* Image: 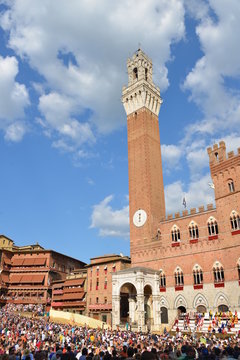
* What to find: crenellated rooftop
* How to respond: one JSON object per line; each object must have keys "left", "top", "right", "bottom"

{"left": 163, "top": 203, "right": 215, "bottom": 223}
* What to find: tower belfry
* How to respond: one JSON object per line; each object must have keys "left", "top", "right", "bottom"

{"left": 122, "top": 49, "right": 165, "bottom": 256}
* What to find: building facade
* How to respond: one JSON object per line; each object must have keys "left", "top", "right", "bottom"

{"left": 51, "top": 268, "right": 87, "bottom": 313}
{"left": 86, "top": 254, "right": 131, "bottom": 325}
{"left": 0, "top": 236, "right": 86, "bottom": 306}
{"left": 112, "top": 49, "right": 240, "bottom": 332}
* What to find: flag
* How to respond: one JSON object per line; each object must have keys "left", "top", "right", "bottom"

{"left": 182, "top": 197, "right": 186, "bottom": 208}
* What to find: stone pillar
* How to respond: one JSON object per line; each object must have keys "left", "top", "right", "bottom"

{"left": 128, "top": 296, "right": 136, "bottom": 323}
{"left": 112, "top": 295, "right": 120, "bottom": 329}
{"left": 137, "top": 294, "right": 145, "bottom": 331}
{"left": 152, "top": 295, "right": 161, "bottom": 330}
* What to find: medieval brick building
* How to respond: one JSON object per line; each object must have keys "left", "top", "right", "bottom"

{"left": 112, "top": 49, "right": 240, "bottom": 332}
{"left": 0, "top": 235, "right": 85, "bottom": 307}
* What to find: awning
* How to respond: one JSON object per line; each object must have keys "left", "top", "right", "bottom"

{"left": 34, "top": 258, "right": 46, "bottom": 266}
{"left": 1, "top": 274, "right": 9, "bottom": 283}
{"left": 11, "top": 259, "right": 24, "bottom": 266}
{"left": 64, "top": 278, "right": 84, "bottom": 287}
{"left": 23, "top": 258, "right": 35, "bottom": 266}
{"left": 31, "top": 275, "right": 45, "bottom": 283}
{"left": 9, "top": 274, "right": 22, "bottom": 283}
{"left": 62, "top": 292, "right": 85, "bottom": 300}
{"left": 18, "top": 274, "right": 45, "bottom": 284}
{"left": 63, "top": 287, "right": 84, "bottom": 294}
{"left": 88, "top": 304, "right": 112, "bottom": 311}
{"left": 3, "top": 258, "right": 12, "bottom": 266}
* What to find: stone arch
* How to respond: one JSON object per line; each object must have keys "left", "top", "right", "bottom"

{"left": 159, "top": 296, "right": 169, "bottom": 309}
{"left": 193, "top": 293, "right": 209, "bottom": 309}
{"left": 174, "top": 294, "right": 188, "bottom": 310}
{"left": 214, "top": 292, "right": 229, "bottom": 308}
{"left": 117, "top": 280, "right": 137, "bottom": 295}
{"left": 143, "top": 282, "right": 154, "bottom": 292}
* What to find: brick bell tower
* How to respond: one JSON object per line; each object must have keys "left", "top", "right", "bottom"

{"left": 122, "top": 49, "right": 165, "bottom": 253}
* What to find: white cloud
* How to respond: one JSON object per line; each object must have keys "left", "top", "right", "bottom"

{"left": 4, "top": 122, "right": 27, "bottom": 142}
{"left": 38, "top": 92, "right": 95, "bottom": 152}
{"left": 161, "top": 144, "right": 183, "bottom": 171}
{"left": 0, "top": 0, "right": 185, "bottom": 148}
{"left": 183, "top": 0, "right": 240, "bottom": 139}
{"left": 0, "top": 55, "right": 29, "bottom": 140}
{"left": 90, "top": 195, "right": 129, "bottom": 238}
{"left": 165, "top": 173, "right": 215, "bottom": 215}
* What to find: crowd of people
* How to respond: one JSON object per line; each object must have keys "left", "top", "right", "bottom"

{"left": 0, "top": 304, "right": 240, "bottom": 359}
{"left": 174, "top": 311, "right": 240, "bottom": 335}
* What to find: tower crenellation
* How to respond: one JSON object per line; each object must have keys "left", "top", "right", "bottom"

{"left": 207, "top": 141, "right": 226, "bottom": 165}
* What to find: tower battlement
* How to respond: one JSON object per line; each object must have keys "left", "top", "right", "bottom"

{"left": 207, "top": 141, "right": 226, "bottom": 164}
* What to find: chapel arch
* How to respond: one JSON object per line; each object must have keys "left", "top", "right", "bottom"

{"left": 119, "top": 282, "right": 137, "bottom": 324}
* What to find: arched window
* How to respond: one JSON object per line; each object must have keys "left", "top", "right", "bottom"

{"left": 228, "top": 179, "right": 235, "bottom": 193}
{"left": 133, "top": 67, "right": 138, "bottom": 80}
{"left": 159, "top": 269, "right": 166, "bottom": 288}
{"left": 213, "top": 262, "right": 224, "bottom": 283}
{"left": 189, "top": 221, "right": 199, "bottom": 240}
{"left": 207, "top": 217, "right": 219, "bottom": 236}
{"left": 193, "top": 264, "right": 203, "bottom": 285}
{"left": 171, "top": 225, "right": 181, "bottom": 242}
{"left": 230, "top": 210, "right": 240, "bottom": 231}
{"left": 175, "top": 267, "right": 184, "bottom": 287}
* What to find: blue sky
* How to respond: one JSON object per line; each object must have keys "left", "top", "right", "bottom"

{"left": 0, "top": 0, "right": 240, "bottom": 263}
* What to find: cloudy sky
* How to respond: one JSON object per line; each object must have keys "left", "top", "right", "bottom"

{"left": 0, "top": 0, "right": 240, "bottom": 262}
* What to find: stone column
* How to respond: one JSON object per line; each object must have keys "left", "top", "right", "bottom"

{"left": 152, "top": 295, "right": 161, "bottom": 329}
{"left": 112, "top": 295, "right": 120, "bottom": 329}
{"left": 136, "top": 294, "right": 145, "bottom": 331}
{"left": 128, "top": 296, "right": 136, "bottom": 323}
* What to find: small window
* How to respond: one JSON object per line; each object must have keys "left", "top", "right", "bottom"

{"left": 104, "top": 266, "right": 107, "bottom": 275}
{"left": 133, "top": 67, "right": 138, "bottom": 80}
{"left": 175, "top": 267, "right": 184, "bottom": 286}
{"left": 104, "top": 297, "right": 107, "bottom": 304}
{"left": 104, "top": 278, "right": 107, "bottom": 290}
{"left": 189, "top": 221, "right": 199, "bottom": 239}
{"left": 171, "top": 225, "right": 181, "bottom": 242}
{"left": 228, "top": 179, "right": 235, "bottom": 193}
{"left": 96, "top": 266, "right": 99, "bottom": 276}
{"left": 213, "top": 262, "right": 224, "bottom": 283}
{"left": 90, "top": 280, "right": 92, "bottom": 291}
{"left": 96, "top": 278, "right": 99, "bottom": 290}
{"left": 207, "top": 217, "right": 219, "bottom": 236}
{"left": 160, "top": 271, "right": 166, "bottom": 288}
{"left": 230, "top": 211, "right": 240, "bottom": 231}
{"left": 96, "top": 297, "right": 99, "bottom": 304}
{"left": 145, "top": 68, "right": 148, "bottom": 81}
{"left": 193, "top": 265, "right": 203, "bottom": 285}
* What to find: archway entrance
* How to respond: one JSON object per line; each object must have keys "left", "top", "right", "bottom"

{"left": 161, "top": 307, "right": 168, "bottom": 324}
{"left": 197, "top": 305, "right": 207, "bottom": 314}
{"left": 144, "top": 285, "right": 153, "bottom": 331}
{"left": 218, "top": 304, "right": 229, "bottom": 312}
{"left": 178, "top": 306, "right": 186, "bottom": 314}
{"left": 120, "top": 283, "right": 137, "bottom": 326}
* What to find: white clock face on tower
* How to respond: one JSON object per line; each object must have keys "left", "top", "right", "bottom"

{"left": 133, "top": 209, "right": 147, "bottom": 227}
